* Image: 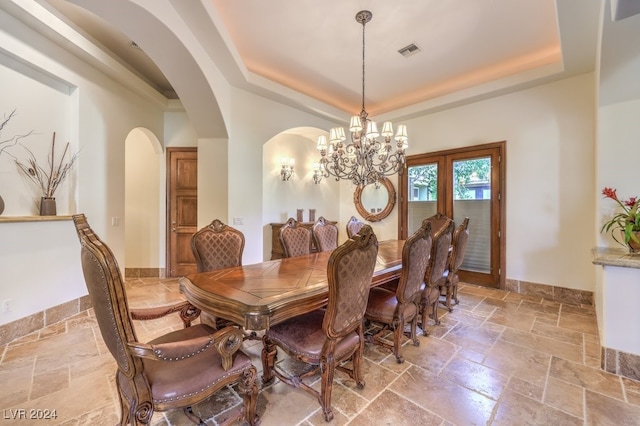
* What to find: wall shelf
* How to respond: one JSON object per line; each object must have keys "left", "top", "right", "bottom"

{"left": 0, "top": 215, "right": 73, "bottom": 223}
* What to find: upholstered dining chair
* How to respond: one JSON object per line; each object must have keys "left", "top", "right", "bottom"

{"left": 72, "top": 214, "right": 259, "bottom": 426}
{"left": 420, "top": 221, "right": 454, "bottom": 335}
{"left": 312, "top": 216, "right": 339, "bottom": 252}
{"left": 365, "top": 221, "right": 432, "bottom": 363}
{"left": 190, "top": 218, "right": 245, "bottom": 273}
{"left": 440, "top": 217, "right": 470, "bottom": 311}
{"left": 279, "top": 217, "right": 312, "bottom": 258}
{"left": 190, "top": 219, "right": 246, "bottom": 330}
{"left": 261, "top": 225, "right": 379, "bottom": 422}
{"left": 346, "top": 215, "right": 365, "bottom": 238}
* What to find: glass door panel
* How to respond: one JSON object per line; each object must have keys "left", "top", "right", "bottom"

{"left": 407, "top": 162, "right": 438, "bottom": 235}
{"left": 452, "top": 157, "right": 491, "bottom": 274}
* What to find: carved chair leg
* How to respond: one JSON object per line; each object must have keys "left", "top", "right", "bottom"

{"left": 240, "top": 366, "right": 260, "bottom": 426}
{"left": 352, "top": 331, "right": 366, "bottom": 389}
{"left": 420, "top": 297, "right": 430, "bottom": 336}
{"left": 183, "top": 406, "right": 204, "bottom": 425}
{"left": 410, "top": 314, "right": 420, "bottom": 346}
{"left": 261, "top": 335, "right": 277, "bottom": 385}
{"left": 446, "top": 286, "right": 454, "bottom": 312}
{"left": 392, "top": 317, "right": 404, "bottom": 363}
{"left": 320, "top": 356, "right": 336, "bottom": 422}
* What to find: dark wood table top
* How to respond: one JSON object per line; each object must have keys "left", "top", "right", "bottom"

{"left": 179, "top": 239, "right": 404, "bottom": 330}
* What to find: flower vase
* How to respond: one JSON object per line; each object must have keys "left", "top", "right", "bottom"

{"left": 628, "top": 232, "right": 640, "bottom": 254}
{"left": 40, "top": 197, "right": 57, "bottom": 216}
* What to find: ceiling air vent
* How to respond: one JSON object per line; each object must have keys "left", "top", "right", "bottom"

{"left": 398, "top": 43, "right": 421, "bottom": 58}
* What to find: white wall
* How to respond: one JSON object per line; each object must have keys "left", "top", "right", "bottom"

{"left": 124, "top": 128, "right": 163, "bottom": 268}
{"left": 0, "top": 5, "right": 166, "bottom": 325}
{"left": 375, "top": 73, "right": 597, "bottom": 292}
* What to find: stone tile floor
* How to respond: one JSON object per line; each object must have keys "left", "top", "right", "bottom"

{"left": 1, "top": 277, "right": 640, "bottom": 425}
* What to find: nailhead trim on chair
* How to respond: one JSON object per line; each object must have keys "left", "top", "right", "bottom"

{"left": 152, "top": 339, "right": 214, "bottom": 361}
{"left": 152, "top": 367, "right": 248, "bottom": 404}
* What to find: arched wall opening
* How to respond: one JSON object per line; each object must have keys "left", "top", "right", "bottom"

{"left": 262, "top": 126, "right": 339, "bottom": 261}
{"left": 124, "top": 127, "right": 164, "bottom": 276}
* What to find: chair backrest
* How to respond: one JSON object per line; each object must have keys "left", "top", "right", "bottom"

{"left": 422, "top": 212, "right": 453, "bottom": 238}
{"left": 323, "top": 225, "right": 379, "bottom": 339}
{"left": 191, "top": 219, "right": 245, "bottom": 272}
{"left": 312, "top": 216, "right": 338, "bottom": 252}
{"left": 396, "top": 222, "right": 432, "bottom": 304}
{"left": 279, "top": 217, "right": 312, "bottom": 258}
{"left": 449, "top": 217, "right": 470, "bottom": 273}
{"left": 346, "top": 216, "right": 365, "bottom": 239}
{"left": 72, "top": 214, "right": 141, "bottom": 376}
{"left": 426, "top": 221, "right": 454, "bottom": 286}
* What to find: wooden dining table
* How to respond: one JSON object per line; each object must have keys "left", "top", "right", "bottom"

{"left": 179, "top": 239, "right": 405, "bottom": 331}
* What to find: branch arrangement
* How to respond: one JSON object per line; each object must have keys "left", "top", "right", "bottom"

{"left": 15, "top": 132, "right": 78, "bottom": 198}
{"left": 0, "top": 109, "right": 34, "bottom": 159}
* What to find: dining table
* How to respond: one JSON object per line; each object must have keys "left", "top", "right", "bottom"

{"left": 179, "top": 239, "right": 405, "bottom": 331}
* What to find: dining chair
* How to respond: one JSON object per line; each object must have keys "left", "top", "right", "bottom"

{"left": 72, "top": 214, "right": 259, "bottom": 426}
{"left": 420, "top": 221, "right": 454, "bottom": 335}
{"left": 279, "top": 217, "right": 312, "bottom": 257}
{"left": 346, "top": 215, "right": 366, "bottom": 238}
{"left": 365, "top": 221, "right": 432, "bottom": 363}
{"left": 312, "top": 216, "right": 339, "bottom": 252}
{"left": 190, "top": 219, "right": 246, "bottom": 330}
{"left": 190, "top": 218, "right": 245, "bottom": 273}
{"left": 440, "top": 217, "right": 470, "bottom": 311}
{"left": 261, "top": 225, "right": 379, "bottom": 422}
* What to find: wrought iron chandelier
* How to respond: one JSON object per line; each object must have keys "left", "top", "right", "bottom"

{"left": 316, "top": 10, "right": 408, "bottom": 186}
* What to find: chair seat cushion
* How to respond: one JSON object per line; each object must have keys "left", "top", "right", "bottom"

{"left": 142, "top": 324, "right": 253, "bottom": 407}
{"left": 366, "top": 287, "right": 417, "bottom": 323}
{"left": 266, "top": 310, "right": 359, "bottom": 363}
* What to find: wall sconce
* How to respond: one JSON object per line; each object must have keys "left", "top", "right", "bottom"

{"left": 280, "top": 157, "right": 294, "bottom": 181}
{"left": 312, "top": 162, "right": 325, "bottom": 184}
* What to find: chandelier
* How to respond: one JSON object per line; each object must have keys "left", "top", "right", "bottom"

{"left": 316, "top": 10, "right": 408, "bottom": 186}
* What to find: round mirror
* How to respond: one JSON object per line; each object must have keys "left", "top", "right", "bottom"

{"left": 353, "top": 176, "right": 396, "bottom": 222}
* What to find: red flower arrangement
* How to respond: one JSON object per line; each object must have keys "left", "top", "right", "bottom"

{"left": 601, "top": 187, "right": 640, "bottom": 248}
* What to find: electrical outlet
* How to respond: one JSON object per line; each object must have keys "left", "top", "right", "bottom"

{"left": 112, "top": 217, "right": 120, "bottom": 226}
{"left": 233, "top": 217, "right": 244, "bottom": 225}
{"left": 2, "top": 299, "right": 11, "bottom": 313}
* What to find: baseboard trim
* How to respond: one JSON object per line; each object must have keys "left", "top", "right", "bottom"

{"left": 124, "top": 268, "right": 166, "bottom": 278}
{"left": 602, "top": 346, "right": 640, "bottom": 381}
{"left": 505, "top": 278, "right": 594, "bottom": 306}
{"left": 0, "top": 295, "right": 92, "bottom": 346}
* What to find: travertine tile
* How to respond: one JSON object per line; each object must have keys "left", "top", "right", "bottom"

{"left": 348, "top": 390, "right": 442, "bottom": 426}
{"left": 500, "top": 327, "right": 583, "bottom": 363}
{"left": 492, "top": 391, "right": 582, "bottom": 425}
{"left": 550, "top": 356, "right": 624, "bottom": 401}
{"left": 585, "top": 389, "right": 640, "bottom": 424}
{"left": 441, "top": 355, "right": 508, "bottom": 400}
{"left": 389, "top": 365, "right": 496, "bottom": 425}
{"left": 544, "top": 377, "right": 584, "bottom": 418}
{"left": 3, "top": 277, "right": 640, "bottom": 425}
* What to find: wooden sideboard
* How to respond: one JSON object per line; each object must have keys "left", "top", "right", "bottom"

{"left": 269, "top": 220, "right": 337, "bottom": 260}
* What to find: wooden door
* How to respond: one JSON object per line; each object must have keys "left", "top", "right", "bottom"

{"left": 166, "top": 148, "right": 198, "bottom": 277}
{"left": 399, "top": 141, "right": 505, "bottom": 288}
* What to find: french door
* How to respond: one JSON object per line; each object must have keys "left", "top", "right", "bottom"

{"left": 399, "top": 141, "right": 505, "bottom": 288}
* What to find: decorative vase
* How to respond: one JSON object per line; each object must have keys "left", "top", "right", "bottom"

{"left": 40, "top": 196, "right": 57, "bottom": 216}
{"left": 0, "top": 194, "right": 4, "bottom": 215}
{"left": 628, "top": 231, "right": 640, "bottom": 254}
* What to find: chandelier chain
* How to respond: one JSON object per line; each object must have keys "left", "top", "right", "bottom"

{"left": 314, "top": 10, "right": 407, "bottom": 187}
